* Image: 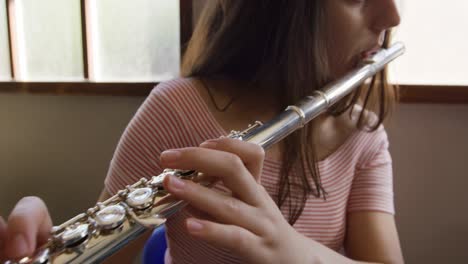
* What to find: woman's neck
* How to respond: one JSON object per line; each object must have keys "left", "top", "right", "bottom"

{"left": 200, "top": 77, "right": 282, "bottom": 120}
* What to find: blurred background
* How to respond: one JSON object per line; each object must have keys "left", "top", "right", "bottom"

{"left": 1, "top": 1, "right": 467, "bottom": 263}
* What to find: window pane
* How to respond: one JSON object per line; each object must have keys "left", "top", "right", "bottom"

{"left": 10, "top": 0, "right": 84, "bottom": 81}
{"left": 389, "top": 1, "right": 468, "bottom": 85}
{"left": 88, "top": 0, "right": 180, "bottom": 82}
{"left": 0, "top": 1, "right": 11, "bottom": 80}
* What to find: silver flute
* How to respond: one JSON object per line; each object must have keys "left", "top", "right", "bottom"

{"left": 5, "top": 42, "right": 405, "bottom": 264}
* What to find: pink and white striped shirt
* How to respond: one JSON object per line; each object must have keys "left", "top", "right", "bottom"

{"left": 105, "top": 78, "right": 394, "bottom": 263}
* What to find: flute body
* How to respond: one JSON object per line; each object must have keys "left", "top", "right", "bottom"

{"left": 5, "top": 42, "right": 405, "bottom": 264}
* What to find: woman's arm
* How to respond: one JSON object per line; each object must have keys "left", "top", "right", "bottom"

{"left": 283, "top": 212, "right": 403, "bottom": 264}
{"left": 345, "top": 211, "right": 404, "bottom": 264}
{"left": 302, "top": 212, "right": 404, "bottom": 264}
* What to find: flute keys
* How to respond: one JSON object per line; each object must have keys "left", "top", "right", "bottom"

{"left": 149, "top": 169, "right": 196, "bottom": 189}
{"left": 150, "top": 170, "right": 174, "bottom": 187}
{"left": 126, "top": 187, "right": 154, "bottom": 210}
{"left": 150, "top": 174, "right": 165, "bottom": 187}
{"left": 95, "top": 204, "right": 126, "bottom": 231}
{"left": 60, "top": 223, "right": 90, "bottom": 248}
{"left": 27, "top": 248, "right": 50, "bottom": 264}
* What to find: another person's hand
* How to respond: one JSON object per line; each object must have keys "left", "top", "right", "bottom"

{"left": 161, "top": 138, "right": 316, "bottom": 264}
{"left": 0, "top": 197, "right": 53, "bottom": 261}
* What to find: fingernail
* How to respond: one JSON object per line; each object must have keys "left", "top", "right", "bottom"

{"left": 200, "top": 140, "right": 217, "bottom": 148}
{"left": 169, "top": 175, "right": 185, "bottom": 191}
{"left": 161, "top": 150, "right": 181, "bottom": 163}
{"left": 186, "top": 218, "right": 204, "bottom": 233}
{"left": 11, "top": 234, "right": 29, "bottom": 258}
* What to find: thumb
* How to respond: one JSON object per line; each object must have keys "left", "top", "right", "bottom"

{"left": 4, "top": 197, "right": 52, "bottom": 260}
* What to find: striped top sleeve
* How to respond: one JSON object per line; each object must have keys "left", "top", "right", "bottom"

{"left": 347, "top": 127, "right": 394, "bottom": 214}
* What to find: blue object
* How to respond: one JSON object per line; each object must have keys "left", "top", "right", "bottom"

{"left": 143, "top": 225, "right": 167, "bottom": 264}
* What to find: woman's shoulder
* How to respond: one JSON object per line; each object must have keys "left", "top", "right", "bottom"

{"left": 140, "top": 77, "right": 220, "bottom": 144}
{"left": 143, "top": 77, "right": 205, "bottom": 112}
{"left": 131, "top": 77, "right": 201, "bottom": 126}
{"left": 150, "top": 77, "right": 197, "bottom": 97}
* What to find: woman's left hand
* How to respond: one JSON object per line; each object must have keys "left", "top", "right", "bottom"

{"left": 160, "top": 137, "right": 315, "bottom": 264}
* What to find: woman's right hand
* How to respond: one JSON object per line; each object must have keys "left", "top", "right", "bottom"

{"left": 0, "top": 196, "right": 53, "bottom": 261}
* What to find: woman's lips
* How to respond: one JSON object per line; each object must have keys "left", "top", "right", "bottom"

{"left": 351, "top": 46, "right": 382, "bottom": 67}
{"left": 361, "top": 46, "right": 382, "bottom": 59}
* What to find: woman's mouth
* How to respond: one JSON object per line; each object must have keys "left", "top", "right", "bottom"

{"left": 360, "top": 46, "right": 382, "bottom": 60}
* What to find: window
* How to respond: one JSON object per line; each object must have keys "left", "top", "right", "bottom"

{"left": 9, "top": 0, "right": 84, "bottom": 81}
{"left": 86, "top": 0, "right": 180, "bottom": 82}
{"left": 1, "top": 0, "right": 190, "bottom": 94}
{"left": 0, "top": 0, "right": 11, "bottom": 80}
{"left": 389, "top": 0, "right": 468, "bottom": 86}
{"left": 389, "top": 0, "right": 468, "bottom": 103}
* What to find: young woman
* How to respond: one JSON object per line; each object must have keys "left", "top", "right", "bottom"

{"left": 1, "top": 0, "right": 404, "bottom": 263}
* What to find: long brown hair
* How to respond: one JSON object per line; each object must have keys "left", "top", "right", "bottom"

{"left": 181, "top": 0, "right": 397, "bottom": 225}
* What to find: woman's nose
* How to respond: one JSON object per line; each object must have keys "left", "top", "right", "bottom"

{"left": 370, "top": 0, "right": 401, "bottom": 32}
